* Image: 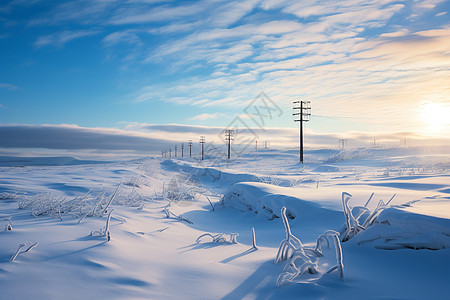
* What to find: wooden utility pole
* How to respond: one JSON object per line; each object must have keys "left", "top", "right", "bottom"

{"left": 188, "top": 140, "right": 193, "bottom": 157}
{"left": 293, "top": 100, "right": 311, "bottom": 163}
{"left": 339, "top": 139, "right": 348, "bottom": 149}
{"left": 225, "top": 130, "right": 234, "bottom": 159}
{"left": 199, "top": 136, "right": 205, "bottom": 160}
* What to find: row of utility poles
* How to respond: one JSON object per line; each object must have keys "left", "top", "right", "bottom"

{"left": 161, "top": 136, "right": 208, "bottom": 160}
{"left": 161, "top": 100, "right": 408, "bottom": 164}
{"left": 161, "top": 100, "right": 312, "bottom": 163}
{"left": 162, "top": 140, "right": 194, "bottom": 159}
{"left": 161, "top": 131, "right": 235, "bottom": 161}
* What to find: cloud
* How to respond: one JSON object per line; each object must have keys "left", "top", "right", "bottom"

{"left": 3, "top": 0, "right": 449, "bottom": 140}
{"left": 0, "top": 83, "right": 19, "bottom": 90}
{"left": 102, "top": 30, "right": 142, "bottom": 47}
{"left": 128, "top": 123, "right": 223, "bottom": 135}
{"left": 108, "top": 2, "right": 207, "bottom": 25}
{"left": 189, "top": 113, "right": 219, "bottom": 121}
{"left": 0, "top": 124, "right": 171, "bottom": 152}
{"left": 208, "top": 0, "right": 260, "bottom": 27}
{"left": 34, "top": 30, "right": 101, "bottom": 48}
{"left": 0, "top": 124, "right": 448, "bottom": 160}
{"left": 122, "top": 123, "right": 450, "bottom": 149}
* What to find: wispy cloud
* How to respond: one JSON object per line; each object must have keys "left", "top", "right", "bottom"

{"left": 108, "top": 2, "right": 207, "bottom": 25}
{"left": 102, "top": 30, "right": 142, "bottom": 47}
{"left": 0, "top": 83, "right": 19, "bottom": 90}
{"left": 189, "top": 113, "right": 219, "bottom": 121}
{"left": 34, "top": 29, "right": 101, "bottom": 48}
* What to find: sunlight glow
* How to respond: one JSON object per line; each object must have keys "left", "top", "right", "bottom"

{"left": 421, "top": 101, "right": 450, "bottom": 135}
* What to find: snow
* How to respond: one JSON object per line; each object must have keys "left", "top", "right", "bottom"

{"left": 0, "top": 147, "right": 449, "bottom": 299}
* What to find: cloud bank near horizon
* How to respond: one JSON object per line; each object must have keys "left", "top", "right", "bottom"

{"left": 1, "top": 124, "right": 448, "bottom": 158}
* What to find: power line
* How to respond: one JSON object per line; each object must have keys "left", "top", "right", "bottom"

{"left": 293, "top": 100, "right": 311, "bottom": 163}
{"left": 225, "top": 130, "right": 234, "bottom": 159}
{"left": 312, "top": 114, "right": 385, "bottom": 121}
{"left": 199, "top": 136, "right": 206, "bottom": 160}
{"left": 188, "top": 140, "right": 193, "bottom": 157}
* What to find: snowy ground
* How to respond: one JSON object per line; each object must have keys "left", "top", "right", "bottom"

{"left": 0, "top": 147, "right": 449, "bottom": 299}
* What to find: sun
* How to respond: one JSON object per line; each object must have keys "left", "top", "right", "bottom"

{"left": 420, "top": 101, "right": 450, "bottom": 135}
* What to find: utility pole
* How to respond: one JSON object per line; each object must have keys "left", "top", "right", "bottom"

{"left": 169, "top": 148, "right": 172, "bottom": 158}
{"left": 181, "top": 143, "right": 184, "bottom": 157}
{"left": 225, "top": 130, "right": 234, "bottom": 159}
{"left": 199, "top": 136, "right": 205, "bottom": 160}
{"left": 188, "top": 140, "right": 193, "bottom": 157}
{"left": 339, "top": 139, "right": 348, "bottom": 149}
{"left": 293, "top": 100, "right": 311, "bottom": 163}
{"left": 175, "top": 145, "right": 177, "bottom": 157}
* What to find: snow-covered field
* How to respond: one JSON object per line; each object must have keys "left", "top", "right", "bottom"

{"left": 1, "top": 147, "right": 449, "bottom": 299}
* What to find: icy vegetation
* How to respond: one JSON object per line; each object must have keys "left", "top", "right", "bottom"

{"left": 90, "top": 210, "right": 113, "bottom": 241}
{"left": 10, "top": 242, "right": 39, "bottom": 262}
{"left": 196, "top": 232, "right": 239, "bottom": 244}
{"left": 0, "top": 147, "right": 449, "bottom": 299}
{"left": 275, "top": 207, "right": 343, "bottom": 286}
{"left": 339, "top": 192, "right": 450, "bottom": 250}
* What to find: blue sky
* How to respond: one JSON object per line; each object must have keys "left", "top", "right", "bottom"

{"left": 0, "top": 0, "right": 449, "bottom": 155}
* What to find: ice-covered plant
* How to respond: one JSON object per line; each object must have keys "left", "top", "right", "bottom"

{"left": 3, "top": 217, "right": 13, "bottom": 231}
{"left": 340, "top": 192, "right": 396, "bottom": 242}
{"left": 164, "top": 207, "right": 193, "bottom": 224}
{"left": 196, "top": 232, "right": 239, "bottom": 244}
{"left": 90, "top": 210, "right": 113, "bottom": 241}
{"left": 0, "top": 192, "right": 17, "bottom": 201}
{"left": 10, "top": 242, "right": 39, "bottom": 262}
{"left": 341, "top": 192, "right": 365, "bottom": 242}
{"left": 251, "top": 227, "right": 258, "bottom": 250}
{"left": 275, "top": 207, "right": 303, "bottom": 264}
{"left": 205, "top": 195, "right": 215, "bottom": 211}
{"left": 275, "top": 207, "right": 344, "bottom": 287}
{"left": 165, "top": 174, "right": 199, "bottom": 205}
{"left": 101, "top": 183, "right": 120, "bottom": 215}
{"left": 325, "top": 232, "right": 344, "bottom": 279}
